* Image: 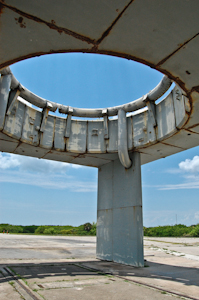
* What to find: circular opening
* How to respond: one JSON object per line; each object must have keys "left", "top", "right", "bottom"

{"left": 10, "top": 53, "right": 170, "bottom": 113}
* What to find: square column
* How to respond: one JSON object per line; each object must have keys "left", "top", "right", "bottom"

{"left": 97, "top": 152, "right": 144, "bottom": 267}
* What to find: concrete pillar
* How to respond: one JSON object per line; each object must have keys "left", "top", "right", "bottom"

{"left": 97, "top": 152, "right": 144, "bottom": 267}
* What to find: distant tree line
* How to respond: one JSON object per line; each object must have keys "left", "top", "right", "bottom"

{"left": 144, "top": 224, "right": 199, "bottom": 237}
{"left": 0, "top": 222, "right": 96, "bottom": 235}
{"left": 0, "top": 223, "right": 199, "bottom": 237}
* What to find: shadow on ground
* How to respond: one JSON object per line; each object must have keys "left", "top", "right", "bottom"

{"left": 0, "top": 259, "right": 198, "bottom": 287}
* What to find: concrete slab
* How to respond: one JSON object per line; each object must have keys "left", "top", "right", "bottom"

{"left": 0, "top": 271, "right": 22, "bottom": 300}
{"left": 38, "top": 276, "right": 180, "bottom": 300}
{"left": 1, "top": 234, "right": 199, "bottom": 300}
{"left": 4, "top": 263, "right": 185, "bottom": 300}
{"left": 0, "top": 234, "right": 96, "bottom": 261}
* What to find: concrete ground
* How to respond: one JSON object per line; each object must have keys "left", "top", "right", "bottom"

{"left": 0, "top": 234, "right": 199, "bottom": 300}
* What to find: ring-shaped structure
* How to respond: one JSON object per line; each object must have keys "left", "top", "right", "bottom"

{"left": 0, "top": 67, "right": 173, "bottom": 168}
{"left": 1, "top": 67, "right": 172, "bottom": 117}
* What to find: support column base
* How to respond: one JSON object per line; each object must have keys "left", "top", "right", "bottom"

{"left": 96, "top": 152, "right": 144, "bottom": 267}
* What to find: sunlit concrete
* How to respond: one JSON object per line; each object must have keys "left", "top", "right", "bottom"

{"left": 0, "top": 234, "right": 199, "bottom": 300}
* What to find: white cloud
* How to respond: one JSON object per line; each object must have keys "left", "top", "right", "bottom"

{"left": 0, "top": 170, "right": 97, "bottom": 192}
{"left": 0, "top": 153, "right": 20, "bottom": 169}
{"left": 157, "top": 156, "right": 199, "bottom": 190}
{"left": 0, "top": 153, "right": 69, "bottom": 173}
{"left": 179, "top": 156, "right": 199, "bottom": 173}
{"left": 71, "top": 164, "right": 84, "bottom": 169}
{"left": 165, "top": 168, "right": 182, "bottom": 174}
{"left": 0, "top": 153, "right": 96, "bottom": 192}
{"left": 157, "top": 181, "right": 199, "bottom": 190}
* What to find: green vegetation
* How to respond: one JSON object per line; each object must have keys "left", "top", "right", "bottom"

{"left": 0, "top": 224, "right": 38, "bottom": 234}
{"left": 0, "top": 222, "right": 96, "bottom": 236}
{"left": 1, "top": 222, "right": 199, "bottom": 237}
{"left": 144, "top": 224, "right": 199, "bottom": 237}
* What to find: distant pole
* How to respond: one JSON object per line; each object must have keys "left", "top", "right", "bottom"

{"left": 176, "top": 214, "right": 177, "bottom": 225}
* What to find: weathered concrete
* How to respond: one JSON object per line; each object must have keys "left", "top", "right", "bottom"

{"left": 0, "top": 234, "right": 96, "bottom": 261}
{"left": 0, "top": 271, "right": 22, "bottom": 300}
{"left": 0, "top": 234, "right": 199, "bottom": 300}
{"left": 1, "top": 0, "right": 199, "bottom": 272}
{"left": 97, "top": 152, "right": 143, "bottom": 267}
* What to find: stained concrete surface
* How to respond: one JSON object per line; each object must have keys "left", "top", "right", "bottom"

{"left": 0, "top": 234, "right": 199, "bottom": 300}
{"left": 0, "top": 271, "right": 22, "bottom": 300}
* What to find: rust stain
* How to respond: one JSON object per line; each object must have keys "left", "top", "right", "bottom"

{"left": 0, "top": 45, "right": 193, "bottom": 116}
{"left": 0, "top": 2, "right": 4, "bottom": 15}
{"left": 0, "top": 0, "right": 195, "bottom": 113}
{"left": 186, "top": 124, "right": 199, "bottom": 131}
{"left": 0, "top": 1, "right": 95, "bottom": 44}
{"left": 160, "top": 141, "right": 185, "bottom": 150}
{"left": 0, "top": 0, "right": 192, "bottom": 103}
{"left": 157, "top": 32, "right": 199, "bottom": 67}
{"left": 191, "top": 85, "right": 199, "bottom": 93}
{"left": 15, "top": 16, "right": 26, "bottom": 28}
{"left": 185, "top": 128, "right": 199, "bottom": 135}
{"left": 96, "top": 0, "right": 135, "bottom": 45}
{"left": 0, "top": 49, "right": 90, "bottom": 70}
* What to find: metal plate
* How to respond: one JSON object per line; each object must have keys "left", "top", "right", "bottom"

{"left": 40, "top": 115, "right": 55, "bottom": 149}
{"left": 87, "top": 121, "right": 106, "bottom": 153}
{"left": 106, "top": 119, "right": 118, "bottom": 152}
{"left": 172, "top": 85, "right": 189, "bottom": 129}
{"left": 0, "top": 75, "right": 11, "bottom": 130}
{"left": 3, "top": 100, "right": 25, "bottom": 139}
{"left": 133, "top": 110, "right": 156, "bottom": 148}
{"left": 20, "top": 106, "right": 42, "bottom": 146}
{"left": 156, "top": 93, "right": 177, "bottom": 141}
{"left": 53, "top": 117, "right": 66, "bottom": 151}
{"left": 66, "top": 120, "right": 87, "bottom": 153}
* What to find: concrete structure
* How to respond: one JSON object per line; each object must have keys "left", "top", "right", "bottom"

{"left": 0, "top": 1, "right": 199, "bottom": 267}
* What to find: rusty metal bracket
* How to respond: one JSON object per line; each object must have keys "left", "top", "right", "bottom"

{"left": 6, "top": 89, "right": 21, "bottom": 116}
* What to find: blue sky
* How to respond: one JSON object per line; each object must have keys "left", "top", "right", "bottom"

{"left": 0, "top": 53, "right": 199, "bottom": 227}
